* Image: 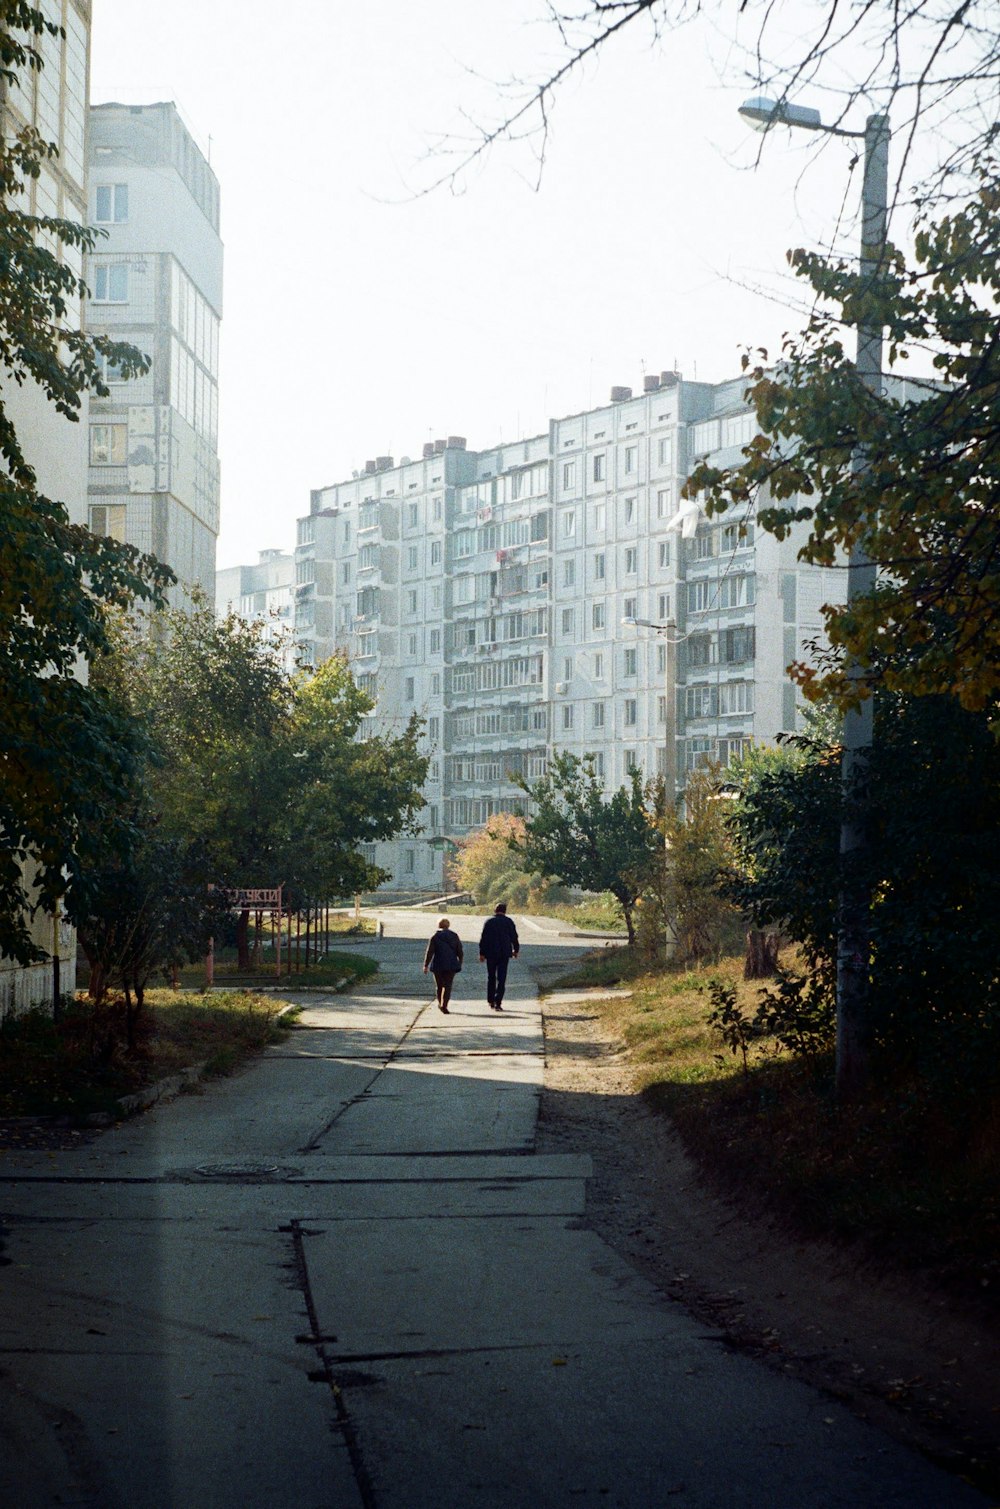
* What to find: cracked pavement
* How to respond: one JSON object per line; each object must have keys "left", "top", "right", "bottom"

{"left": 0, "top": 913, "right": 990, "bottom": 1507}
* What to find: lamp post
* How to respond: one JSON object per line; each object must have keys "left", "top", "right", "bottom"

{"left": 621, "top": 616, "right": 679, "bottom": 808}
{"left": 739, "top": 96, "right": 889, "bottom": 1096}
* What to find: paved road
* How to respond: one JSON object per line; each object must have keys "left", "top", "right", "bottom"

{"left": 0, "top": 913, "right": 989, "bottom": 1507}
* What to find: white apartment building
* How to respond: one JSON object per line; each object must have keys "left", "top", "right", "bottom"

{"left": 216, "top": 548, "right": 295, "bottom": 666}
{"left": 299, "top": 373, "right": 845, "bottom": 894}
{"left": 1, "top": 1, "right": 91, "bottom": 1013}
{"left": 86, "top": 101, "right": 223, "bottom": 604}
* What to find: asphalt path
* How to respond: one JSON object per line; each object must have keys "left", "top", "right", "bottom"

{"left": 0, "top": 912, "right": 990, "bottom": 1507}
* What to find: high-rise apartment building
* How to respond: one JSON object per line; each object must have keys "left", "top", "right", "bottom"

{"left": 216, "top": 548, "right": 296, "bottom": 668}
{"left": 1, "top": 2, "right": 91, "bottom": 1013}
{"left": 85, "top": 101, "right": 222, "bottom": 604}
{"left": 299, "top": 372, "right": 846, "bottom": 894}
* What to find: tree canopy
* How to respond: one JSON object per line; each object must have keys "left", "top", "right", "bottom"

{"left": 0, "top": 3, "right": 172, "bottom": 964}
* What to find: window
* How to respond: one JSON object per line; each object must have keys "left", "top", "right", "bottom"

{"left": 89, "top": 503, "right": 126, "bottom": 541}
{"left": 89, "top": 423, "right": 126, "bottom": 465}
{"left": 658, "top": 541, "right": 670, "bottom": 569}
{"left": 593, "top": 502, "right": 606, "bottom": 531}
{"left": 722, "top": 520, "right": 755, "bottom": 552}
{"left": 431, "top": 673, "right": 441, "bottom": 695}
{"left": 344, "top": 522, "right": 351, "bottom": 546}
{"left": 341, "top": 561, "right": 351, "bottom": 585}
{"left": 530, "top": 510, "right": 549, "bottom": 542}
{"left": 624, "top": 547, "right": 637, "bottom": 575}
{"left": 432, "top": 497, "right": 442, "bottom": 520}
{"left": 358, "top": 543, "right": 378, "bottom": 570}
{"left": 428, "top": 715, "right": 440, "bottom": 739}
{"left": 404, "top": 849, "right": 415, "bottom": 874}
{"left": 593, "top": 453, "right": 605, "bottom": 482}
{"left": 718, "top": 574, "right": 754, "bottom": 609}
{"left": 93, "top": 263, "right": 128, "bottom": 302}
{"left": 657, "top": 643, "right": 667, "bottom": 674}
{"left": 563, "top": 656, "right": 573, "bottom": 680}
{"left": 624, "top": 497, "right": 636, "bottom": 525}
{"left": 624, "top": 445, "right": 636, "bottom": 473}
{"left": 724, "top": 625, "right": 755, "bottom": 663}
{"left": 407, "top": 546, "right": 418, "bottom": 569}
{"left": 562, "top": 704, "right": 574, "bottom": 730}
{"left": 407, "top": 635, "right": 417, "bottom": 656}
{"left": 95, "top": 183, "right": 128, "bottom": 223}
{"left": 592, "top": 602, "right": 605, "bottom": 630}
{"left": 561, "top": 509, "right": 576, "bottom": 538}
{"left": 407, "top": 589, "right": 418, "bottom": 614}
{"left": 688, "top": 579, "right": 714, "bottom": 613}
{"left": 591, "top": 751, "right": 606, "bottom": 778}
{"left": 563, "top": 559, "right": 576, "bottom": 588}
{"left": 623, "top": 596, "right": 637, "bottom": 620}
{"left": 657, "top": 593, "right": 670, "bottom": 620}
{"left": 624, "top": 748, "right": 637, "bottom": 771}
{"left": 656, "top": 489, "right": 671, "bottom": 519}
{"left": 657, "top": 436, "right": 672, "bottom": 467}
{"left": 719, "top": 680, "right": 754, "bottom": 715}
{"left": 592, "top": 702, "right": 605, "bottom": 728}
{"left": 561, "top": 607, "right": 574, "bottom": 634}
{"left": 594, "top": 553, "right": 605, "bottom": 581}
{"left": 562, "top": 460, "right": 576, "bottom": 490}
{"left": 430, "top": 541, "right": 442, "bottom": 565}
{"left": 405, "top": 676, "right": 415, "bottom": 700}
{"left": 695, "top": 531, "right": 715, "bottom": 560}
{"left": 624, "top": 648, "right": 637, "bottom": 677}
{"left": 657, "top": 695, "right": 667, "bottom": 724}
{"left": 685, "top": 684, "right": 718, "bottom": 719}
{"left": 721, "top": 411, "right": 756, "bottom": 448}
{"left": 429, "top": 629, "right": 441, "bottom": 654}
{"left": 408, "top": 504, "right": 419, "bottom": 527}
{"left": 593, "top": 652, "right": 604, "bottom": 679}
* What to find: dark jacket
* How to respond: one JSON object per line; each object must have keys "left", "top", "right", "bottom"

{"left": 478, "top": 913, "right": 519, "bottom": 961}
{"left": 424, "top": 928, "right": 463, "bottom": 973}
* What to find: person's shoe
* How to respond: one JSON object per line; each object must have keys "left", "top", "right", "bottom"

{"left": 439, "top": 1004, "right": 449, "bottom": 1013}
{"left": 493, "top": 1003, "right": 503, "bottom": 1011}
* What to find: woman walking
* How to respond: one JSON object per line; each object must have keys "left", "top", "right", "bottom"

{"left": 423, "top": 918, "right": 463, "bottom": 1014}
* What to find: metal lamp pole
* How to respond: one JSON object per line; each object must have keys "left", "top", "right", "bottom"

{"left": 739, "top": 98, "right": 889, "bottom": 1094}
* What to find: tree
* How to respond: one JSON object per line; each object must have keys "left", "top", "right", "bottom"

{"left": 0, "top": 5, "right": 172, "bottom": 965}
{"left": 660, "top": 766, "right": 742, "bottom": 965}
{"left": 430, "top": 1, "right": 999, "bottom": 205}
{"left": 690, "top": 165, "right": 1000, "bottom": 716}
{"left": 452, "top": 814, "right": 551, "bottom": 908}
{"left": 514, "top": 754, "right": 662, "bottom": 944}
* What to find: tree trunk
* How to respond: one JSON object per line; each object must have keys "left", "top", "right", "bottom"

{"left": 622, "top": 902, "right": 636, "bottom": 947}
{"left": 236, "top": 909, "right": 251, "bottom": 970}
{"left": 744, "top": 929, "right": 781, "bottom": 980}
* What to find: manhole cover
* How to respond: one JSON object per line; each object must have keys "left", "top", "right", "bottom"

{"left": 193, "top": 1162, "right": 298, "bottom": 1181}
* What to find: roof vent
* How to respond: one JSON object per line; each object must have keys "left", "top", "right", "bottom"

{"left": 659, "top": 371, "right": 680, "bottom": 388}
{"left": 422, "top": 442, "right": 435, "bottom": 459}
{"left": 610, "top": 386, "right": 632, "bottom": 403}
{"left": 447, "top": 435, "right": 467, "bottom": 450}
{"left": 643, "top": 375, "right": 661, "bottom": 393}
{"left": 364, "top": 460, "right": 377, "bottom": 475}
{"left": 433, "top": 438, "right": 447, "bottom": 454}
{"left": 376, "top": 455, "right": 394, "bottom": 472}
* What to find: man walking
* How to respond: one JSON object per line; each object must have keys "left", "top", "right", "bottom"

{"left": 478, "top": 902, "right": 519, "bottom": 1012}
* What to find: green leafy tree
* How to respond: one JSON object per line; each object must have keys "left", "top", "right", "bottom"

{"left": 689, "top": 164, "right": 1000, "bottom": 714}
{"left": 514, "top": 754, "right": 662, "bottom": 945}
{"left": 660, "top": 767, "right": 742, "bottom": 965}
{"left": 0, "top": 5, "right": 171, "bottom": 964}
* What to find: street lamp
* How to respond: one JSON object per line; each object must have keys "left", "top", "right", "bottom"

{"left": 740, "top": 94, "right": 889, "bottom": 1096}
{"left": 621, "top": 616, "right": 679, "bottom": 807}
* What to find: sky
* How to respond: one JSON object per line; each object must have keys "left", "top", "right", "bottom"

{"left": 89, "top": 1, "right": 895, "bottom": 569}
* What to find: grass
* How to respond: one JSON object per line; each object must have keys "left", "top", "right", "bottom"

{"left": 170, "top": 946, "right": 379, "bottom": 990}
{"left": 433, "top": 895, "right": 627, "bottom": 934}
{"left": 547, "top": 948, "right": 1000, "bottom": 1303}
{"left": 0, "top": 988, "right": 299, "bottom": 1119}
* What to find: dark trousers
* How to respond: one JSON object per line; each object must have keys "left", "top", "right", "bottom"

{"left": 432, "top": 970, "right": 456, "bottom": 1009}
{"left": 485, "top": 956, "right": 509, "bottom": 1007}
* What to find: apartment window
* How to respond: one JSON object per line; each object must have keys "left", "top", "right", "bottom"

{"left": 686, "top": 684, "right": 718, "bottom": 719}
{"left": 563, "top": 656, "right": 573, "bottom": 680}
{"left": 696, "top": 531, "right": 715, "bottom": 560}
{"left": 404, "top": 849, "right": 415, "bottom": 874}
{"left": 723, "top": 520, "right": 755, "bottom": 551}
{"left": 657, "top": 643, "right": 667, "bottom": 674}
{"left": 593, "top": 502, "right": 606, "bottom": 531}
{"left": 624, "top": 497, "right": 636, "bottom": 524}
{"left": 594, "top": 552, "right": 605, "bottom": 581}
{"left": 657, "top": 436, "right": 672, "bottom": 467}
{"left": 623, "top": 596, "right": 637, "bottom": 620}
{"left": 89, "top": 503, "right": 126, "bottom": 541}
{"left": 561, "top": 508, "right": 577, "bottom": 538}
{"left": 431, "top": 673, "right": 441, "bottom": 695}
{"left": 722, "top": 411, "right": 756, "bottom": 448}
{"left": 89, "top": 423, "right": 126, "bottom": 465}
{"left": 408, "top": 504, "right": 419, "bottom": 527}
{"left": 429, "top": 629, "right": 441, "bottom": 654}
{"left": 624, "top": 748, "right": 637, "bottom": 771}
{"left": 658, "top": 541, "right": 670, "bottom": 569}
{"left": 341, "top": 561, "right": 351, "bottom": 585}
{"left": 719, "top": 680, "right": 754, "bottom": 715}
{"left": 562, "top": 704, "right": 574, "bottom": 731}
{"left": 563, "top": 559, "right": 576, "bottom": 588}
{"left": 432, "top": 497, "right": 443, "bottom": 520}
{"left": 405, "top": 676, "right": 415, "bottom": 700}
{"left": 344, "top": 522, "right": 351, "bottom": 546}
{"left": 95, "top": 183, "right": 128, "bottom": 223}
{"left": 407, "top": 546, "right": 418, "bottom": 569}
{"left": 430, "top": 541, "right": 442, "bottom": 565}
{"left": 688, "top": 579, "right": 714, "bottom": 613}
{"left": 93, "top": 263, "right": 128, "bottom": 302}
{"left": 624, "top": 445, "right": 637, "bottom": 474}
{"left": 658, "top": 593, "right": 670, "bottom": 620}
{"left": 428, "top": 715, "right": 440, "bottom": 739}
{"left": 562, "top": 460, "right": 576, "bottom": 490}
{"left": 592, "top": 602, "right": 605, "bottom": 630}
{"left": 407, "top": 635, "right": 417, "bottom": 656}
{"left": 594, "top": 652, "right": 604, "bottom": 679}
{"left": 624, "top": 547, "right": 637, "bottom": 575}
{"left": 561, "top": 607, "right": 574, "bottom": 634}
{"left": 591, "top": 751, "right": 606, "bottom": 778}
{"left": 657, "top": 695, "right": 667, "bottom": 724}
{"left": 624, "top": 648, "right": 637, "bottom": 677}
{"left": 593, "top": 453, "right": 605, "bottom": 482}
{"left": 592, "top": 702, "right": 605, "bottom": 728}
{"left": 407, "top": 589, "right": 418, "bottom": 614}
{"left": 656, "top": 489, "right": 671, "bottom": 519}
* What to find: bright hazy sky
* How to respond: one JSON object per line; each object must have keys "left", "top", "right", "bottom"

{"left": 90, "top": 1, "right": 888, "bottom": 569}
